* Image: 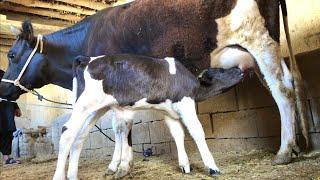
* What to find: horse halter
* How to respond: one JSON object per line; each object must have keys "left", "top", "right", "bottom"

{"left": 1, "top": 34, "right": 43, "bottom": 93}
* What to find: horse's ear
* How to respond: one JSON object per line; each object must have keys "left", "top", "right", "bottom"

{"left": 10, "top": 25, "right": 20, "bottom": 37}
{"left": 21, "top": 20, "right": 34, "bottom": 41}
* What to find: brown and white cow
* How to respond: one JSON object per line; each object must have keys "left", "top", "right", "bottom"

{"left": 209, "top": 0, "right": 307, "bottom": 165}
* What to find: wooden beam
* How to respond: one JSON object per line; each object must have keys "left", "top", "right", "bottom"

{"left": 5, "top": 0, "right": 97, "bottom": 16}
{"left": 0, "top": 34, "right": 16, "bottom": 40}
{"left": 4, "top": 11, "right": 73, "bottom": 27}
{"left": 55, "top": 0, "right": 135, "bottom": 10}
{"left": 111, "top": 0, "right": 135, "bottom": 7}
{"left": 0, "top": 38, "right": 15, "bottom": 46}
{"left": 0, "top": 2, "right": 83, "bottom": 22}
{"left": 55, "top": 0, "right": 107, "bottom": 10}
{"left": 0, "top": 14, "right": 66, "bottom": 36}
{"left": 0, "top": 46, "right": 10, "bottom": 53}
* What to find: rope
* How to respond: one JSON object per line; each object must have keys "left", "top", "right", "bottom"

{"left": 94, "top": 124, "right": 148, "bottom": 154}
{"left": 32, "top": 90, "right": 73, "bottom": 106}
{"left": 0, "top": 97, "right": 17, "bottom": 103}
{"left": 94, "top": 125, "right": 115, "bottom": 142}
{"left": 1, "top": 34, "right": 73, "bottom": 107}
{"left": 2, "top": 35, "right": 43, "bottom": 89}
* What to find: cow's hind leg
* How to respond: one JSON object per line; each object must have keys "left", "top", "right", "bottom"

{"left": 246, "top": 45, "right": 297, "bottom": 164}
{"left": 173, "top": 97, "right": 220, "bottom": 176}
{"left": 164, "top": 116, "right": 191, "bottom": 173}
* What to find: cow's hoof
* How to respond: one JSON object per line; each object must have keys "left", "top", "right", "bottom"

{"left": 180, "top": 165, "right": 191, "bottom": 174}
{"left": 209, "top": 168, "right": 221, "bottom": 176}
{"left": 272, "top": 152, "right": 292, "bottom": 165}
{"left": 114, "top": 168, "right": 130, "bottom": 179}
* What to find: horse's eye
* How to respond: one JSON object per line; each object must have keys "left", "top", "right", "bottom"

{"left": 7, "top": 52, "right": 15, "bottom": 61}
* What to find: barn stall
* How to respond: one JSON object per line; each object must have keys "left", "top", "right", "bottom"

{"left": 0, "top": 0, "right": 320, "bottom": 179}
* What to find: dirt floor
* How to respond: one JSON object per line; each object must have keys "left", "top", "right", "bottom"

{"left": 1, "top": 150, "right": 320, "bottom": 180}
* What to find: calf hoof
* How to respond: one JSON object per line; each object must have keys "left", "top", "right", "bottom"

{"left": 68, "top": 177, "right": 79, "bottom": 180}
{"left": 209, "top": 168, "right": 221, "bottom": 176}
{"left": 272, "top": 152, "right": 292, "bottom": 165}
{"left": 292, "top": 145, "right": 301, "bottom": 157}
{"left": 114, "top": 168, "right": 130, "bottom": 179}
{"left": 180, "top": 165, "right": 191, "bottom": 174}
{"left": 105, "top": 168, "right": 116, "bottom": 175}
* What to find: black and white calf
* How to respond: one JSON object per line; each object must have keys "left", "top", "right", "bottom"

{"left": 53, "top": 54, "right": 242, "bottom": 180}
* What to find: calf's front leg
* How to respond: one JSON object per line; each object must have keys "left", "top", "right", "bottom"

{"left": 67, "top": 109, "right": 107, "bottom": 180}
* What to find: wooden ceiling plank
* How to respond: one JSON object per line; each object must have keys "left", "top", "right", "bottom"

{"left": 6, "top": 0, "right": 97, "bottom": 16}
{"left": 0, "top": 3, "right": 83, "bottom": 22}
{"left": 0, "top": 14, "right": 65, "bottom": 36}
{"left": 0, "top": 38, "right": 15, "bottom": 46}
{"left": 0, "top": 46, "right": 10, "bottom": 53}
{"left": 55, "top": 0, "right": 134, "bottom": 11}
{"left": 55, "top": 0, "right": 107, "bottom": 10}
{"left": 0, "top": 34, "right": 16, "bottom": 40}
{"left": 3, "top": 11, "right": 73, "bottom": 27}
{"left": 112, "top": 0, "right": 135, "bottom": 6}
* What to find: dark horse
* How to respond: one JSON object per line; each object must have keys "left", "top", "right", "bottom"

{"left": 0, "top": 0, "right": 307, "bottom": 179}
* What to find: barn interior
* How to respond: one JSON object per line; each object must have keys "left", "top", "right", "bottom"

{"left": 0, "top": 0, "right": 320, "bottom": 179}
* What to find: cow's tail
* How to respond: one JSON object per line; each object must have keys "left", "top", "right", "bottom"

{"left": 280, "top": 0, "right": 309, "bottom": 148}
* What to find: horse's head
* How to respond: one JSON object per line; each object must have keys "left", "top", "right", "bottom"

{"left": 0, "top": 20, "right": 49, "bottom": 100}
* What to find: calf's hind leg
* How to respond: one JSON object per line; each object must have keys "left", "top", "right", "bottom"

{"left": 106, "top": 127, "right": 122, "bottom": 174}
{"left": 107, "top": 109, "right": 134, "bottom": 178}
{"left": 109, "top": 113, "right": 191, "bottom": 177}
{"left": 114, "top": 120, "right": 133, "bottom": 179}
{"left": 164, "top": 116, "right": 191, "bottom": 173}
{"left": 173, "top": 97, "right": 220, "bottom": 176}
